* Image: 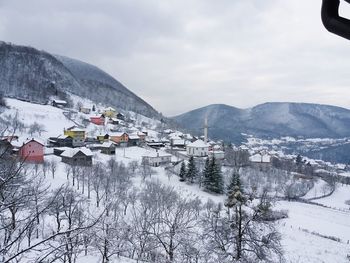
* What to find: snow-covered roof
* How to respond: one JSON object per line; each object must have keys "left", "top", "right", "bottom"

{"left": 249, "top": 154, "right": 262, "bottom": 162}
{"left": 100, "top": 142, "right": 115, "bottom": 148}
{"left": 61, "top": 147, "right": 93, "bottom": 158}
{"left": 249, "top": 153, "right": 271, "bottom": 163}
{"left": 213, "top": 145, "right": 221, "bottom": 150}
{"left": 52, "top": 100, "right": 67, "bottom": 104}
{"left": 187, "top": 140, "right": 209, "bottom": 148}
{"left": 13, "top": 138, "right": 45, "bottom": 148}
{"left": 172, "top": 139, "right": 186, "bottom": 145}
{"left": 66, "top": 126, "right": 85, "bottom": 132}
{"left": 104, "top": 107, "right": 116, "bottom": 111}
{"left": 23, "top": 138, "right": 45, "bottom": 146}
{"left": 129, "top": 135, "right": 140, "bottom": 140}
{"left": 110, "top": 132, "right": 127, "bottom": 137}
{"left": 53, "top": 147, "right": 72, "bottom": 152}
{"left": 142, "top": 151, "right": 172, "bottom": 158}
{"left": 169, "top": 134, "right": 182, "bottom": 140}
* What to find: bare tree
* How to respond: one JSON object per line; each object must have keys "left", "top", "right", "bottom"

{"left": 49, "top": 159, "right": 57, "bottom": 179}
{"left": 140, "top": 181, "right": 202, "bottom": 262}
{"left": 28, "top": 122, "right": 45, "bottom": 137}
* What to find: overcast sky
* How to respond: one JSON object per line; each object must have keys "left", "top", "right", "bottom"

{"left": 1, "top": 0, "right": 350, "bottom": 116}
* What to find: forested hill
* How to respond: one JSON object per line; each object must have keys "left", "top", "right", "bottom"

{"left": 172, "top": 102, "right": 350, "bottom": 143}
{"left": 0, "top": 41, "right": 160, "bottom": 118}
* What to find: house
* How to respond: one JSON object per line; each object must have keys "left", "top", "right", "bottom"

{"left": 53, "top": 147, "right": 72, "bottom": 156}
{"left": 171, "top": 139, "right": 186, "bottom": 148}
{"left": 110, "top": 132, "right": 129, "bottom": 146}
{"left": 97, "top": 134, "right": 110, "bottom": 143}
{"left": 208, "top": 150, "right": 225, "bottom": 160}
{"left": 142, "top": 151, "right": 172, "bottom": 167}
{"left": 163, "top": 129, "right": 173, "bottom": 134}
{"left": 18, "top": 138, "right": 44, "bottom": 162}
{"left": 146, "top": 138, "right": 165, "bottom": 149}
{"left": 61, "top": 147, "right": 93, "bottom": 166}
{"left": 48, "top": 135, "right": 73, "bottom": 148}
{"left": 103, "top": 107, "right": 117, "bottom": 118}
{"left": 116, "top": 112, "right": 125, "bottom": 120}
{"left": 52, "top": 100, "right": 67, "bottom": 108}
{"left": 90, "top": 115, "right": 105, "bottom": 126}
{"left": 100, "top": 142, "right": 116, "bottom": 155}
{"left": 249, "top": 153, "right": 271, "bottom": 164}
{"left": 147, "top": 142, "right": 165, "bottom": 149}
{"left": 79, "top": 107, "right": 91, "bottom": 114}
{"left": 63, "top": 126, "right": 86, "bottom": 147}
{"left": 108, "top": 118, "right": 119, "bottom": 125}
{"left": 137, "top": 132, "right": 146, "bottom": 142}
{"left": 186, "top": 140, "right": 209, "bottom": 157}
{"left": 128, "top": 134, "right": 140, "bottom": 146}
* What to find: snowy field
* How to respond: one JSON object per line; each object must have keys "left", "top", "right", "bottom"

{"left": 314, "top": 183, "right": 350, "bottom": 210}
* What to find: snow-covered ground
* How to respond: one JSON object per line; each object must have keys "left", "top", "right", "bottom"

{"left": 314, "top": 183, "right": 350, "bottom": 210}
{"left": 303, "top": 179, "right": 331, "bottom": 200}
{"left": 2, "top": 98, "right": 350, "bottom": 262}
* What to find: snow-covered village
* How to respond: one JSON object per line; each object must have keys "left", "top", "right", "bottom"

{"left": 1, "top": 1, "right": 350, "bottom": 263}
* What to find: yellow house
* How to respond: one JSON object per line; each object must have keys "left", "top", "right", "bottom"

{"left": 103, "top": 107, "right": 116, "bottom": 118}
{"left": 64, "top": 127, "right": 85, "bottom": 138}
{"left": 64, "top": 127, "right": 86, "bottom": 147}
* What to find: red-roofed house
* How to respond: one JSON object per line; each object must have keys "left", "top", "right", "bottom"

{"left": 18, "top": 138, "right": 44, "bottom": 162}
{"left": 90, "top": 115, "right": 105, "bottom": 125}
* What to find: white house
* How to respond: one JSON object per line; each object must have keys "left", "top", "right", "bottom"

{"left": 208, "top": 150, "right": 225, "bottom": 160}
{"left": 186, "top": 139, "right": 209, "bottom": 157}
{"left": 142, "top": 151, "right": 172, "bottom": 167}
{"left": 249, "top": 153, "right": 271, "bottom": 163}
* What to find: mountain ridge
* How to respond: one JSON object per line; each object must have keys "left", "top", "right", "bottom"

{"left": 0, "top": 41, "right": 159, "bottom": 118}
{"left": 172, "top": 102, "right": 350, "bottom": 143}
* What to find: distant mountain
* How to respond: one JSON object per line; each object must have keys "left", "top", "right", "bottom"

{"left": 0, "top": 41, "right": 159, "bottom": 118}
{"left": 172, "top": 103, "right": 350, "bottom": 143}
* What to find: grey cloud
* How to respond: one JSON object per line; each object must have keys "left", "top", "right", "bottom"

{"left": 0, "top": 0, "right": 350, "bottom": 116}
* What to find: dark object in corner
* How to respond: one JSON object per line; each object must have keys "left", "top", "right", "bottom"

{"left": 322, "top": 0, "right": 350, "bottom": 40}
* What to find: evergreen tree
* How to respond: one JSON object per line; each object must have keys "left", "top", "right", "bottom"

{"left": 203, "top": 157, "right": 224, "bottom": 194}
{"left": 210, "top": 157, "right": 224, "bottom": 194}
{"left": 201, "top": 157, "right": 211, "bottom": 188}
{"left": 92, "top": 105, "right": 96, "bottom": 112}
{"left": 186, "top": 156, "right": 197, "bottom": 183}
{"left": 179, "top": 162, "right": 186, "bottom": 182}
{"left": 227, "top": 171, "right": 241, "bottom": 194}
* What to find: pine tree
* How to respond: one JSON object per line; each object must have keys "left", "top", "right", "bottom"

{"left": 227, "top": 171, "right": 241, "bottom": 194}
{"left": 202, "top": 157, "right": 211, "bottom": 188}
{"left": 203, "top": 157, "right": 224, "bottom": 194}
{"left": 186, "top": 156, "right": 197, "bottom": 183}
{"left": 210, "top": 157, "right": 224, "bottom": 194}
{"left": 179, "top": 162, "right": 186, "bottom": 182}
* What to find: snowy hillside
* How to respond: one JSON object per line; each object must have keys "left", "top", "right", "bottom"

{"left": 0, "top": 41, "right": 159, "bottom": 118}
{"left": 173, "top": 102, "right": 350, "bottom": 143}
